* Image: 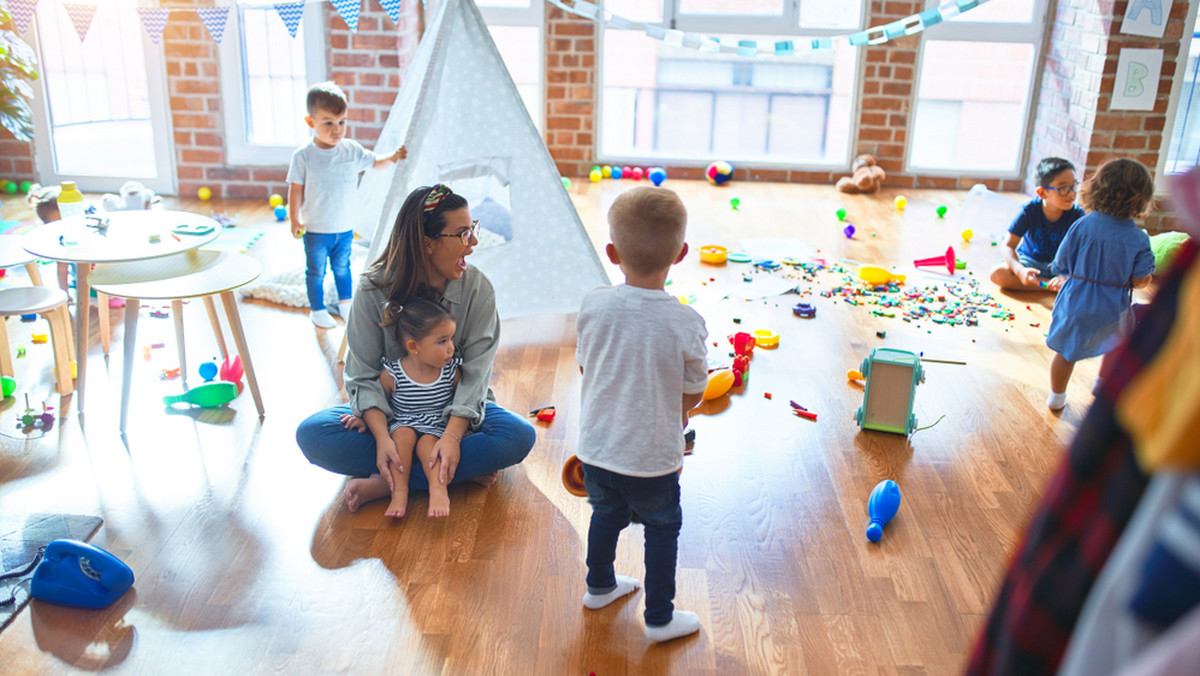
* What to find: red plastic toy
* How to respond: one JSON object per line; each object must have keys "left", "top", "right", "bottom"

{"left": 530, "top": 406, "right": 556, "bottom": 423}
{"left": 913, "top": 246, "right": 957, "bottom": 276}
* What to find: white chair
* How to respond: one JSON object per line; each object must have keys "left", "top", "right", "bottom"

{"left": 0, "top": 287, "right": 76, "bottom": 396}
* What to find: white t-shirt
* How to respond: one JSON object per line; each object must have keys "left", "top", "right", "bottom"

{"left": 576, "top": 285, "right": 709, "bottom": 477}
{"left": 285, "top": 139, "right": 375, "bottom": 234}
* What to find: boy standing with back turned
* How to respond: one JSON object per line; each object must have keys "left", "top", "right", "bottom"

{"left": 575, "top": 186, "right": 709, "bottom": 643}
{"left": 287, "top": 81, "right": 406, "bottom": 328}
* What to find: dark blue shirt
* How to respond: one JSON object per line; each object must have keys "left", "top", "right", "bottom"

{"left": 1009, "top": 199, "right": 1085, "bottom": 264}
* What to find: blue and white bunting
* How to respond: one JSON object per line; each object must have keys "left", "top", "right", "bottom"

{"left": 330, "top": 0, "right": 359, "bottom": 32}
{"left": 135, "top": 7, "right": 170, "bottom": 45}
{"left": 378, "top": 0, "right": 403, "bottom": 26}
{"left": 62, "top": 3, "right": 97, "bottom": 43}
{"left": 195, "top": 7, "right": 229, "bottom": 44}
{"left": 4, "top": 0, "right": 39, "bottom": 35}
{"left": 274, "top": 2, "right": 305, "bottom": 38}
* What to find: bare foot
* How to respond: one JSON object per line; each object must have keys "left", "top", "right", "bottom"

{"left": 469, "top": 472, "right": 499, "bottom": 488}
{"left": 428, "top": 486, "right": 451, "bottom": 518}
{"left": 344, "top": 474, "right": 390, "bottom": 513}
{"left": 385, "top": 487, "right": 409, "bottom": 519}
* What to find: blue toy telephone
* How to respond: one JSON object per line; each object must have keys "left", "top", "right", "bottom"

{"left": 30, "top": 540, "right": 134, "bottom": 608}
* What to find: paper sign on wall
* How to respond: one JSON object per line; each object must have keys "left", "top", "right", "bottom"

{"left": 1121, "top": 0, "right": 1172, "bottom": 38}
{"left": 1111, "top": 48, "right": 1165, "bottom": 111}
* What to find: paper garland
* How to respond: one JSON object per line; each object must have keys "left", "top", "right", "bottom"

{"left": 274, "top": 2, "right": 304, "bottom": 38}
{"left": 378, "top": 0, "right": 403, "bottom": 26}
{"left": 330, "top": 0, "right": 359, "bottom": 32}
{"left": 4, "top": 0, "right": 40, "bottom": 35}
{"left": 196, "top": 7, "right": 229, "bottom": 44}
{"left": 62, "top": 2, "right": 95, "bottom": 42}
{"left": 134, "top": 7, "right": 170, "bottom": 45}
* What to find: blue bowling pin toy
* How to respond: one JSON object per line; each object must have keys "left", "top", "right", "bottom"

{"left": 866, "top": 479, "right": 901, "bottom": 542}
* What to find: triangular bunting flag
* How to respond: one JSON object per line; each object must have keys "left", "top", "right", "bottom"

{"left": 330, "top": 0, "right": 359, "bottom": 32}
{"left": 195, "top": 7, "right": 229, "bottom": 44}
{"left": 62, "top": 3, "right": 97, "bottom": 43}
{"left": 378, "top": 0, "right": 402, "bottom": 26}
{"left": 4, "top": 0, "right": 39, "bottom": 35}
{"left": 134, "top": 7, "right": 171, "bottom": 44}
{"left": 274, "top": 2, "right": 304, "bottom": 38}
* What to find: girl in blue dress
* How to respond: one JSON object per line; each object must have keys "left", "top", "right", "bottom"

{"left": 1046, "top": 159, "right": 1156, "bottom": 410}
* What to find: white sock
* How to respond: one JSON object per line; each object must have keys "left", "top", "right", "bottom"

{"left": 582, "top": 575, "right": 640, "bottom": 610}
{"left": 338, "top": 299, "right": 352, "bottom": 319}
{"left": 1046, "top": 391, "right": 1067, "bottom": 410}
{"left": 645, "top": 610, "right": 701, "bottom": 642}
{"left": 310, "top": 308, "right": 336, "bottom": 329}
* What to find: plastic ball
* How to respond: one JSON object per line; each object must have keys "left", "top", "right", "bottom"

{"left": 2, "top": 182, "right": 15, "bottom": 194}
{"left": 198, "top": 361, "right": 218, "bottom": 382}
{"left": 601, "top": 165, "right": 612, "bottom": 178}
{"left": 631, "top": 167, "right": 645, "bottom": 181}
{"left": 1, "top": 375, "right": 15, "bottom": 397}
{"left": 269, "top": 193, "right": 284, "bottom": 208}
{"left": 0, "top": 180, "right": 9, "bottom": 192}
{"left": 705, "top": 161, "right": 734, "bottom": 186}
{"left": 836, "top": 208, "right": 847, "bottom": 221}
{"left": 590, "top": 165, "right": 601, "bottom": 175}
{"left": 589, "top": 169, "right": 602, "bottom": 183}
{"left": 962, "top": 229, "right": 974, "bottom": 242}
{"left": 611, "top": 166, "right": 623, "bottom": 180}
{"left": 561, "top": 177, "right": 571, "bottom": 190}
{"left": 648, "top": 167, "right": 667, "bottom": 186}
{"left": 198, "top": 186, "right": 212, "bottom": 201}
{"left": 936, "top": 205, "right": 948, "bottom": 218}
{"left": 19, "top": 180, "right": 31, "bottom": 194}
{"left": 843, "top": 224, "right": 856, "bottom": 238}
{"left": 621, "top": 166, "right": 632, "bottom": 178}
{"left": 274, "top": 205, "right": 287, "bottom": 221}
{"left": 894, "top": 195, "right": 907, "bottom": 210}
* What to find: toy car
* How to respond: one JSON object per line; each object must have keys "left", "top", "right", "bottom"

{"left": 793, "top": 302, "right": 816, "bottom": 318}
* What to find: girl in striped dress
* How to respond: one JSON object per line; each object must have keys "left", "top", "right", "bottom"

{"left": 377, "top": 299, "right": 461, "bottom": 518}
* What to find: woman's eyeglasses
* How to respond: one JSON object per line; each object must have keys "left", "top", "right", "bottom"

{"left": 1045, "top": 181, "right": 1079, "bottom": 195}
{"left": 435, "top": 220, "right": 479, "bottom": 245}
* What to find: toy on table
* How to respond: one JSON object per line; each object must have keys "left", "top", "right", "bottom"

{"left": 858, "top": 266, "right": 906, "bottom": 286}
{"left": 702, "top": 370, "right": 735, "bottom": 400}
{"left": 530, "top": 406, "right": 556, "bottom": 423}
{"left": 854, "top": 348, "right": 923, "bottom": 435}
{"left": 913, "top": 246, "right": 957, "bottom": 276}
{"left": 648, "top": 167, "right": 667, "bottom": 186}
{"left": 30, "top": 539, "right": 134, "bottom": 609}
{"left": 866, "top": 479, "right": 901, "bottom": 542}
{"left": 1, "top": 375, "right": 15, "bottom": 398}
{"left": 274, "top": 205, "right": 287, "bottom": 221}
{"left": 198, "top": 360, "right": 218, "bottom": 382}
{"left": 163, "top": 381, "right": 238, "bottom": 408}
{"left": 706, "top": 161, "right": 734, "bottom": 186}
{"left": 173, "top": 222, "right": 215, "bottom": 236}
{"left": 836, "top": 154, "right": 886, "bottom": 194}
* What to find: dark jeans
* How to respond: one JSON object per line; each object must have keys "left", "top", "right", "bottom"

{"left": 295, "top": 403, "right": 535, "bottom": 490}
{"left": 582, "top": 463, "right": 682, "bottom": 626}
{"left": 303, "top": 230, "right": 354, "bottom": 311}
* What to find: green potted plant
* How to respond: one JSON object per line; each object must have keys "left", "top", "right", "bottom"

{"left": 0, "top": 8, "right": 39, "bottom": 142}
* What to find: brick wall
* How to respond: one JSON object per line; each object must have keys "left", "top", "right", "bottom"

{"left": 0, "top": 130, "right": 34, "bottom": 186}
{"left": 328, "top": 0, "right": 415, "bottom": 148}
{"left": 544, "top": 4, "right": 596, "bottom": 177}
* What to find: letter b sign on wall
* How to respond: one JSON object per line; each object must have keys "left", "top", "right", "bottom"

{"left": 1112, "top": 48, "right": 1164, "bottom": 111}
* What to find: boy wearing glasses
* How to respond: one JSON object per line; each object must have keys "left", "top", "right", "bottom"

{"left": 287, "top": 81, "right": 407, "bottom": 328}
{"left": 988, "top": 157, "right": 1085, "bottom": 292}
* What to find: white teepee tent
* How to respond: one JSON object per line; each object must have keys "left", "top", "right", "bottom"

{"left": 355, "top": 0, "right": 607, "bottom": 318}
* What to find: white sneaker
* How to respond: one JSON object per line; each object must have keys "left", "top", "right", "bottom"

{"left": 1046, "top": 391, "right": 1067, "bottom": 411}
{"left": 310, "top": 308, "right": 336, "bottom": 329}
{"left": 645, "top": 610, "right": 701, "bottom": 643}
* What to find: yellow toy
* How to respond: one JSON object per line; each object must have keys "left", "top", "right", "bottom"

{"left": 197, "top": 186, "right": 212, "bottom": 201}
{"left": 269, "top": 194, "right": 284, "bottom": 208}
{"left": 31, "top": 333, "right": 48, "bottom": 344}
{"left": 702, "top": 370, "right": 735, "bottom": 400}
{"left": 894, "top": 195, "right": 907, "bottom": 210}
{"left": 858, "top": 265, "right": 906, "bottom": 285}
{"left": 962, "top": 229, "right": 974, "bottom": 242}
{"left": 752, "top": 329, "right": 779, "bottom": 349}
{"left": 699, "top": 245, "right": 728, "bottom": 264}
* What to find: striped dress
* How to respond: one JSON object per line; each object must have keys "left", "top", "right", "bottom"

{"left": 383, "top": 356, "right": 461, "bottom": 436}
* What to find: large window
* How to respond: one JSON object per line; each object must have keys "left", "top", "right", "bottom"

{"left": 217, "top": 6, "right": 325, "bottom": 165}
{"left": 478, "top": 0, "right": 543, "bottom": 130}
{"left": 1163, "top": 5, "right": 1200, "bottom": 175}
{"left": 599, "top": 0, "right": 863, "bottom": 167}
{"left": 909, "top": 0, "right": 1046, "bottom": 175}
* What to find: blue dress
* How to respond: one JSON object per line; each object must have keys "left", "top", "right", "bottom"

{"left": 1047, "top": 213, "right": 1154, "bottom": 362}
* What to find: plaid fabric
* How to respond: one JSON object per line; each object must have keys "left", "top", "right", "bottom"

{"left": 967, "top": 238, "right": 1198, "bottom": 675}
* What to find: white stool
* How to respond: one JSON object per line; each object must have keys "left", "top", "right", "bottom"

{"left": 0, "top": 287, "right": 76, "bottom": 396}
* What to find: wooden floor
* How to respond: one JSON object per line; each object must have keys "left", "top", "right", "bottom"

{"left": 0, "top": 181, "right": 1099, "bottom": 675}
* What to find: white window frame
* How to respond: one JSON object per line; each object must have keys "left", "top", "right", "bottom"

{"left": 478, "top": 0, "right": 544, "bottom": 130}
{"left": 905, "top": 0, "right": 1050, "bottom": 178}
{"left": 217, "top": 5, "right": 326, "bottom": 166}
{"left": 597, "top": 0, "right": 867, "bottom": 169}
{"left": 1157, "top": 0, "right": 1200, "bottom": 188}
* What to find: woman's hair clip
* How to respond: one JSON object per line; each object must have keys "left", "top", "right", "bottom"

{"left": 422, "top": 184, "right": 452, "bottom": 216}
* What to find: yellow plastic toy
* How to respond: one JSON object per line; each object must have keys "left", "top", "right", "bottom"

{"left": 699, "top": 245, "right": 728, "bottom": 264}
{"left": 269, "top": 194, "right": 284, "bottom": 208}
{"left": 858, "top": 265, "right": 906, "bottom": 285}
{"left": 702, "top": 370, "right": 735, "bottom": 400}
{"left": 197, "top": 186, "right": 212, "bottom": 201}
{"left": 962, "top": 229, "right": 974, "bottom": 242}
{"left": 31, "top": 333, "right": 47, "bottom": 344}
{"left": 847, "top": 368, "right": 864, "bottom": 381}
{"left": 894, "top": 195, "right": 907, "bottom": 210}
{"left": 752, "top": 329, "right": 779, "bottom": 349}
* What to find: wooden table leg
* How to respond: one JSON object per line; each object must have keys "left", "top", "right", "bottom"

{"left": 24, "top": 261, "right": 43, "bottom": 287}
{"left": 219, "top": 291, "right": 264, "bottom": 418}
{"left": 172, "top": 299, "right": 187, "bottom": 390}
{"left": 120, "top": 296, "right": 139, "bottom": 435}
{"left": 48, "top": 306, "right": 73, "bottom": 396}
{"left": 74, "top": 262, "right": 91, "bottom": 413}
{"left": 337, "top": 332, "right": 348, "bottom": 364}
{"left": 96, "top": 292, "right": 112, "bottom": 356}
{"left": 0, "top": 315, "right": 12, "bottom": 378}
{"left": 202, "top": 295, "right": 228, "bottom": 360}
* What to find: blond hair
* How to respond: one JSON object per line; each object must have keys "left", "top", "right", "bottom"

{"left": 607, "top": 187, "right": 688, "bottom": 275}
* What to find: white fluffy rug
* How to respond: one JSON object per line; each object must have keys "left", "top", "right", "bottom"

{"left": 238, "top": 242, "right": 369, "bottom": 309}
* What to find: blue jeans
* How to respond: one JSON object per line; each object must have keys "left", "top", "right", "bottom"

{"left": 295, "top": 402, "right": 536, "bottom": 490}
{"left": 303, "top": 230, "right": 354, "bottom": 311}
{"left": 582, "top": 463, "right": 682, "bottom": 626}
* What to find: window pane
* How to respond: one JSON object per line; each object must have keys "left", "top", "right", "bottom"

{"left": 603, "top": 0, "right": 663, "bottom": 23}
{"left": 944, "top": 0, "right": 1035, "bottom": 23}
{"left": 240, "top": 8, "right": 308, "bottom": 146}
{"left": 799, "top": 0, "right": 863, "bottom": 29}
{"left": 601, "top": 30, "right": 855, "bottom": 164}
{"left": 486, "top": 25, "right": 542, "bottom": 131}
{"left": 910, "top": 41, "right": 1034, "bottom": 172}
{"left": 678, "top": 0, "right": 784, "bottom": 16}
{"left": 1165, "top": 15, "right": 1200, "bottom": 173}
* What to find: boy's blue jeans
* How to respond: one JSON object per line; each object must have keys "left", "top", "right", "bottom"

{"left": 303, "top": 230, "right": 354, "bottom": 311}
{"left": 582, "top": 463, "right": 682, "bottom": 626}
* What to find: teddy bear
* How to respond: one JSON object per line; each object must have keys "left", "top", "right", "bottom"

{"left": 836, "top": 154, "right": 887, "bottom": 194}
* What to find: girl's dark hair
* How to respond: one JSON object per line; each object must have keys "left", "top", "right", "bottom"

{"left": 26, "top": 184, "right": 60, "bottom": 223}
{"left": 367, "top": 184, "right": 469, "bottom": 331}
{"left": 387, "top": 298, "right": 454, "bottom": 352}
{"left": 1079, "top": 158, "right": 1155, "bottom": 221}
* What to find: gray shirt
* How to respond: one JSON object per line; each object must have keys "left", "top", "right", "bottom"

{"left": 344, "top": 265, "right": 499, "bottom": 427}
{"left": 286, "top": 139, "right": 374, "bottom": 234}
